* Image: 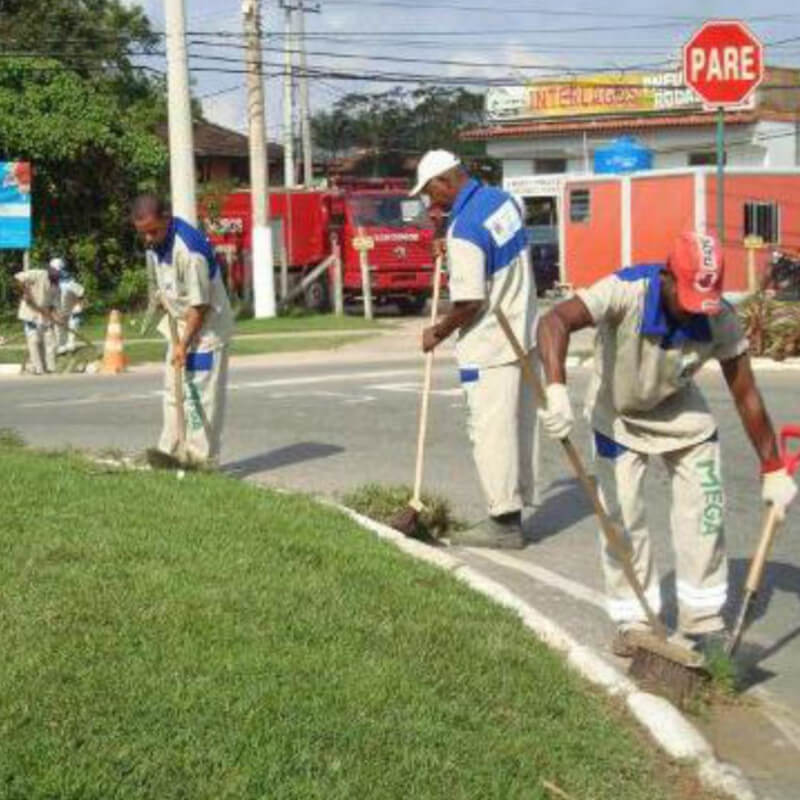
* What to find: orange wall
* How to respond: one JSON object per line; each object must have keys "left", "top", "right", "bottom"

{"left": 564, "top": 181, "right": 621, "bottom": 286}
{"left": 631, "top": 175, "right": 695, "bottom": 265}
{"left": 707, "top": 174, "right": 800, "bottom": 291}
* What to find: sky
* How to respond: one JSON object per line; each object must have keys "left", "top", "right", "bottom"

{"left": 129, "top": 1, "right": 800, "bottom": 143}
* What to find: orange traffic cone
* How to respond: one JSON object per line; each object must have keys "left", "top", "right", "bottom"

{"left": 100, "top": 309, "right": 128, "bottom": 373}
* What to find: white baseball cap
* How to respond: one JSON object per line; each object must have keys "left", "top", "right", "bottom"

{"left": 49, "top": 257, "right": 65, "bottom": 272}
{"left": 409, "top": 149, "right": 461, "bottom": 196}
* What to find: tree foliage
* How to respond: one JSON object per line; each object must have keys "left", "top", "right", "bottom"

{"left": 311, "top": 86, "right": 497, "bottom": 180}
{"left": 0, "top": 1, "right": 167, "bottom": 310}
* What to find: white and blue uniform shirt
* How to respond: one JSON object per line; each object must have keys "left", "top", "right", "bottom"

{"left": 58, "top": 272, "right": 85, "bottom": 314}
{"left": 149, "top": 217, "right": 234, "bottom": 349}
{"left": 578, "top": 264, "right": 748, "bottom": 454}
{"left": 446, "top": 179, "right": 537, "bottom": 369}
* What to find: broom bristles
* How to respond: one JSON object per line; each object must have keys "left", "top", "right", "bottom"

{"left": 389, "top": 504, "right": 420, "bottom": 536}
{"left": 629, "top": 647, "right": 708, "bottom": 708}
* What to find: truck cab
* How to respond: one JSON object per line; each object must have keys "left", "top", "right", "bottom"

{"left": 333, "top": 183, "right": 439, "bottom": 313}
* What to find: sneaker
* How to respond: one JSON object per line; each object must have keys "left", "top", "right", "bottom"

{"left": 611, "top": 621, "right": 655, "bottom": 658}
{"left": 449, "top": 512, "right": 525, "bottom": 549}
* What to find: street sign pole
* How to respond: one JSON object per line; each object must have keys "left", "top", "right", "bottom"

{"left": 716, "top": 107, "right": 725, "bottom": 244}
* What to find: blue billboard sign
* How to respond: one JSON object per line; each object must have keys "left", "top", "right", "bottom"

{"left": 594, "top": 137, "right": 653, "bottom": 174}
{"left": 0, "top": 162, "right": 32, "bottom": 249}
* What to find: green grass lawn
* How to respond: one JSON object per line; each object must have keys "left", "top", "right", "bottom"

{"left": 0, "top": 440, "right": 712, "bottom": 800}
{"left": 0, "top": 311, "right": 385, "bottom": 344}
{"left": 0, "top": 334, "right": 372, "bottom": 366}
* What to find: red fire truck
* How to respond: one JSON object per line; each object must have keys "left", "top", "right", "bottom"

{"left": 203, "top": 177, "right": 442, "bottom": 313}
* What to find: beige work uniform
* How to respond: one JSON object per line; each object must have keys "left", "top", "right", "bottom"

{"left": 149, "top": 217, "right": 234, "bottom": 465}
{"left": 14, "top": 269, "right": 58, "bottom": 374}
{"left": 578, "top": 265, "right": 748, "bottom": 634}
{"left": 448, "top": 179, "right": 539, "bottom": 517}
{"left": 57, "top": 276, "right": 85, "bottom": 352}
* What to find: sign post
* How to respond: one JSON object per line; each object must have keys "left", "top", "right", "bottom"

{"left": 744, "top": 234, "right": 765, "bottom": 293}
{"left": 683, "top": 20, "right": 764, "bottom": 245}
{"left": 716, "top": 108, "right": 725, "bottom": 244}
{"left": 353, "top": 228, "right": 375, "bottom": 321}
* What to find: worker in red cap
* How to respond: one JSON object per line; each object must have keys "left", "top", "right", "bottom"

{"left": 535, "top": 231, "right": 797, "bottom": 657}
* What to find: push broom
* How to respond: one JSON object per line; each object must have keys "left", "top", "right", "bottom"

{"left": 495, "top": 308, "right": 707, "bottom": 705}
{"left": 145, "top": 308, "right": 194, "bottom": 471}
{"left": 390, "top": 254, "right": 444, "bottom": 536}
{"left": 727, "top": 424, "right": 800, "bottom": 656}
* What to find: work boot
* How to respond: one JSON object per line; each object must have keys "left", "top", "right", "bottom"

{"left": 448, "top": 511, "right": 525, "bottom": 549}
{"left": 611, "top": 621, "right": 655, "bottom": 658}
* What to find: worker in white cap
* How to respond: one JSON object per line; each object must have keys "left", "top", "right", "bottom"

{"left": 14, "top": 258, "right": 61, "bottom": 374}
{"left": 52, "top": 257, "right": 86, "bottom": 355}
{"left": 411, "top": 150, "right": 539, "bottom": 548}
{"left": 536, "top": 231, "right": 797, "bottom": 655}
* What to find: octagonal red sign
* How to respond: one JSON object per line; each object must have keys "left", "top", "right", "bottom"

{"left": 683, "top": 20, "right": 764, "bottom": 107}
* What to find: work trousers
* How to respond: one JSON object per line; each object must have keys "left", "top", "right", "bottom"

{"left": 158, "top": 345, "right": 229, "bottom": 465}
{"left": 594, "top": 434, "right": 728, "bottom": 635}
{"left": 461, "top": 351, "right": 539, "bottom": 517}
{"left": 24, "top": 321, "right": 56, "bottom": 374}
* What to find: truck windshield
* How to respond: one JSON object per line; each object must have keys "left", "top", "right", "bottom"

{"left": 348, "top": 195, "right": 431, "bottom": 229}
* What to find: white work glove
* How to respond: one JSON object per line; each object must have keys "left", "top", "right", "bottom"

{"left": 538, "top": 383, "right": 574, "bottom": 441}
{"left": 762, "top": 467, "right": 798, "bottom": 523}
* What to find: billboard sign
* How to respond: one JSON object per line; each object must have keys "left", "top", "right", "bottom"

{"left": 485, "top": 70, "right": 701, "bottom": 122}
{"left": 0, "top": 162, "right": 32, "bottom": 249}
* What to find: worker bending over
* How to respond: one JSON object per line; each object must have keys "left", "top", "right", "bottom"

{"left": 536, "top": 232, "right": 797, "bottom": 655}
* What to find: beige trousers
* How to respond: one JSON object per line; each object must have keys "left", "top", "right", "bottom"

{"left": 24, "top": 322, "right": 57, "bottom": 374}
{"left": 159, "top": 345, "right": 229, "bottom": 465}
{"left": 594, "top": 434, "right": 728, "bottom": 635}
{"left": 461, "top": 351, "right": 539, "bottom": 517}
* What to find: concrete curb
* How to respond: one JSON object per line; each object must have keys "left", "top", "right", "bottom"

{"left": 333, "top": 502, "right": 756, "bottom": 800}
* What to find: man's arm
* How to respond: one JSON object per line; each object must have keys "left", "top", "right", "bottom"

{"left": 722, "top": 352, "right": 797, "bottom": 521}
{"left": 422, "top": 300, "right": 483, "bottom": 353}
{"left": 172, "top": 304, "right": 210, "bottom": 367}
{"left": 537, "top": 296, "right": 595, "bottom": 383}
{"left": 721, "top": 353, "right": 779, "bottom": 464}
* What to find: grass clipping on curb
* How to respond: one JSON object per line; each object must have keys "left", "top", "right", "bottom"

{"left": 341, "top": 482, "right": 467, "bottom": 540}
{"left": 0, "top": 444, "right": 718, "bottom": 800}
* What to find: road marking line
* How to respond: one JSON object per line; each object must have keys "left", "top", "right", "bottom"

{"left": 368, "top": 381, "right": 462, "bottom": 397}
{"left": 465, "top": 549, "right": 607, "bottom": 610}
{"left": 19, "top": 368, "right": 421, "bottom": 409}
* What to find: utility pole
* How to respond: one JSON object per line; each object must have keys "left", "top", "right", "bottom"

{"left": 243, "top": 0, "right": 276, "bottom": 318}
{"left": 295, "top": 1, "right": 320, "bottom": 185}
{"left": 280, "top": 0, "right": 295, "bottom": 187}
{"left": 164, "top": 0, "right": 197, "bottom": 224}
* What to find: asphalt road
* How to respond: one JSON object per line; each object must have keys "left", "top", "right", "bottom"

{"left": 2, "top": 355, "right": 799, "bottom": 797}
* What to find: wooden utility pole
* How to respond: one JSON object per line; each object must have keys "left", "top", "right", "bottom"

{"left": 296, "top": 1, "right": 320, "bottom": 185}
{"left": 164, "top": 0, "right": 197, "bottom": 223}
{"left": 280, "top": 0, "right": 295, "bottom": 187}
{"left": 243, "top": 0, "right": 276, "bottom": 318}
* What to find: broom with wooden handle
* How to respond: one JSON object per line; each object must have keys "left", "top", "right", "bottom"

{"left": 390, "top": 255, "right": 444, "bottom": 536}
{"left": 728, "top": 425, "right": 800, "bottom": 656}
{"left": 495, "top": 308, "right": 706, "bottom": 704}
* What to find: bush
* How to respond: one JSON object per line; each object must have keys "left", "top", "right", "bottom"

{"left": 739, "top": 294, "right": 800, "bottom": 360}
{"left": 109, "top": 266, "right": 149, "bottom": 311}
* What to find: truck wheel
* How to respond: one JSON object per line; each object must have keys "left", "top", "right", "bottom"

{"left": 397, "top": 296, "right": 427, "bottom": 315}
{"left": 304, "top": 276, "right": 330, "bottom": 312}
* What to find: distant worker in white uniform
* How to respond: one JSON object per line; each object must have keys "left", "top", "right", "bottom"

{"left": 411, "top": 150, "right": 539, "bottom": 548}
{"left": 51, "top": 257, "right": 86, "bottom": 355}
{"left": 536, "top": 232, "right": 797, "bottom": 655}
{"left": 14, "top": 259, "right": 61, "bottom": 375}
{"left": 131, "top": 194, "right": 234, "bottom": 466}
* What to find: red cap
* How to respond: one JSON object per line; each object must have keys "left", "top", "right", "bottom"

{"left": 667, "top": 232, "right": 724, "bottom": 315}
